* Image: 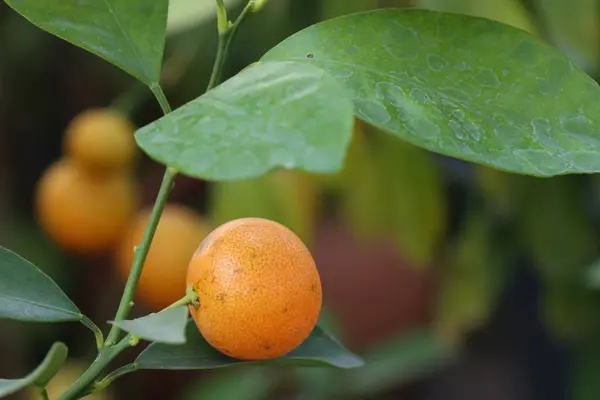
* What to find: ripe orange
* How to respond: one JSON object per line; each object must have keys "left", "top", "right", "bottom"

{"left": 63, "top": 108, "right": 137, "bottom": 174}
{"left": 186, "top": 217, "right": 322, "bottom": 360}
{"left": 116, "top": 204, "right": 210, "bottom": 310}
{"left": 35, "top": 159, "right": 137, "bottom": 254}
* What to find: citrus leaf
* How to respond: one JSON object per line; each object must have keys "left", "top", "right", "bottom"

{"left": 0, "top": 342, "right": 68, "bottom": 397}
{"left": 167, "top": 0, "right": 244, "bottom": 36}
{"left": 0, "top": 246, "right": 81, "bottom": 323}
{"left": 109, "top": 306, "right": 189, "bottom": 345}
{"left": 136, "top": 320, "right": 364, "bottom": 369}
{"left": 263, "top": 9, "right": 600, "bottom": 177}
{"left": 135, "top": 60, "right": 354, "bottom": 181}
{"left": 4, "top": 0, "right": 168, "bottom": 85}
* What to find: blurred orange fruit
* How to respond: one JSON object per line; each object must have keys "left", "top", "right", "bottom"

{"left": 63, "top": 108, "right": 137, "bottom": 174}
{"left": 35, "top": 159, "right": 137, "bottom": 255}
{"left": 186, "top": 217, "right": 322, "bottom": 360}
{"left": 116, "top": 204, "right": 210, "bottom": 310}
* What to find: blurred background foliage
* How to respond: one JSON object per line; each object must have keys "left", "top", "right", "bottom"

{"left": 1, "top": 0, "right": 600, "bottom": 399}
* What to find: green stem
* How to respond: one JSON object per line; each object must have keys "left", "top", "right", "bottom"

{"left": 39, "top": 388, "right": 49, "bottom": 400}
{"left": 57, "top": 336, "right": 133, "bottom": 400}
{"left": 92, "top": 363, "right": 139, "bottom": 393}
{"left": 105, "top": 165, "right": 176, "bottom": 346}
{"left": 80, "top": 315, "right": 104, "bottom": 350}
{"left": 164, "top": 286, "right": 199, "bottom": 311}
{"left": 206, "top": 0, "right": 255, "bottom": 91}
{"left": 149, "top": 84, "right": 173, "bottom": 114}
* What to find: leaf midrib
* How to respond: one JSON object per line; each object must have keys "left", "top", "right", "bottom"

{"left": 102, "top": 0, "right": 151, "bottom": 83}
{"left": 0, "top": 293, "right": 80, "bottom": 319}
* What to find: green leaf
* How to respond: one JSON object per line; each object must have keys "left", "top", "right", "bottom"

{"left": 167, "top": 0, "right": 244, "bottom": 36}
{"left": 109, "top": 306, "right": 189, "bottom": 344}
{"left": 136, "top": 320, "right": 364, "bottom": 369}
{"left": 0, "top": 342, "right": 68, "bottom": 397}
{"left": 263, "top": 9, "right": 600, "bottom": 177}
{"left": 339, "top": 127, "right": 446, "bottom": 267}
{"left": 135, "top": 60, "right": 355, "bottom": 180}
{"left": 0, "top": 246, "right": 81, "bottom": 323}
{"left": 5, "top": 0, "right": 168, "bottom": 85}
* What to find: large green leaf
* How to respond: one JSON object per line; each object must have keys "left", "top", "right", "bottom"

{"left": 262, "top": 9, "right": 600, "bottom": 177}
{"left": 136, "top": 320, "right": 363, "bottom": 369}
{"left": 109, "top": 306, "right": 189, "bottom": 345}
{"left": 0, "top": 342, "right": 68, "bottom": 398}
{"left": 135, "top": 60, "right": 354, "bottom": 180}
{"left": 0, "top": 246, "right": 81, "bottom": 322}
{"left": 5, "top": 0, "right": 168, "bottom": 85}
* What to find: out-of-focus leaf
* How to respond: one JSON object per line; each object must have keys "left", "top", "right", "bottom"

{"left": 209, "top": 169, "right": 319, "bottom": 244}
{"left": 514, "top": 176, "right": 596, "bottom": 282}
{"left": 433, "top": 214, "right": 514, "bottom": 344}
{"left": 321, "top": 0, "right": 379, "bottom": 19}
{"left": 338, "top": 330, "right": 456, "bottom": 397}
{"left": 109, "top": 306, "right": 189, "bottom": 345}
{"left": 572, "top": 336, "right": 600, "bottom": 400}
{"left": 264, "top": 9, "right": 600, "bottom": 177}
{"left": 136, "top": 320, "right": 364, "bottom": 369}
{"left": 167, "top": 0, "right": 244, "bottom": 36}
{"left": 5, "top": 0, "right": 168, "bottom": 85}
{"left": 135, "top": 61, "right": 354, "bottom": 181}
{"left": 419, "top": 0, "right": 539, "bottom": 34}
{"left": 535, "top": 0, "right": 600, "bottom": 72}
{"left": 0, "top": 342, "right": 68, "bottom": 397}
{"left": 340, "top": 127, "right": 446, "bottom": 267}
{"left": 474, "top": 166, "right": 515, "bottom": 218}
{"left": 181, "top": 368, "right": 274, "bottom": 400}
{"left": 0, "top": 246, "right": 81, "bottom": 323}
{"left": 541, "top": 281, "right": 600, "bottom": 343}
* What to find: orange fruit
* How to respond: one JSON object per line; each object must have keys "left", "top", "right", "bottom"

{"left": 116, "top": 204, "right": 210, "bottom": 310}
{"left": 35, "top": 159, "right": 137, "bottom": 254}
{"left": 186, "top": 217, "right": 322, "bottom": 360}
{"left": 63, "top": 108, "right": 137, "bottom": 174}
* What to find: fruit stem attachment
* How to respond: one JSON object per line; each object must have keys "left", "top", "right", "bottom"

{"left": 164, "top": 286, "right": 199, "bottom": 310}
{"left": 206, "top": 0, "right": 256, "bottom": 91}
{"left": 80, "top": 315, "right": 104, "bottom": 350}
